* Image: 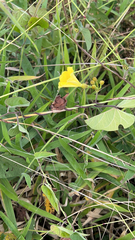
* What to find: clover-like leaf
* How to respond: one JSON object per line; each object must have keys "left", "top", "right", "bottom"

{"left": 85, "top": 108, "right": 135, "bottom": 131}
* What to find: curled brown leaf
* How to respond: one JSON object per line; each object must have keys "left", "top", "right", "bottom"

{"left": 51, "top": 94, "right": 68, "bottom": 110}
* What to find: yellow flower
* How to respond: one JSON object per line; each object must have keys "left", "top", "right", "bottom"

{"left": 58, "top": 67, "right": 87, "bottom": 89}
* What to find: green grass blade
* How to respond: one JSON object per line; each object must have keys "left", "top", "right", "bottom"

{"left": 0, "top": 3, "right": 39, "bottom": 54}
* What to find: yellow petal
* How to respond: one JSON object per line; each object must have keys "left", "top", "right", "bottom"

{"left": 67, "top": 67, "right": 74, "bottom": 74}
{"left": 58, "top": 67, "right": 87, "bottom": 89}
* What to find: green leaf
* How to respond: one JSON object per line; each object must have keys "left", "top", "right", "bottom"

{"left": 100, "top": 202, "right": 129, "bottom": 213}
{"left": 0, "top": 183, "right": 18, "bottom": 201}
{"left": 0, "top": 3, "right": 38, "bottom": 54}
{"left": 5, "top": 97, "right": 30, "bottom": 107}
{"left": 0, "top": 154, "right": 29, "bottom": 179}
{"left": 118, "top": 97, "right": 135, "bottom": 108}
{"left": 0, "top": 29, "right": 9, "bottom": 38}
{"left": 12, "top": 7, "right": 30, "bottom": 28}
{"left": 0, "top": 145, "right": 34, "bottom": 161}
{"left": 22, "top": 54, "right": 35, "bottom": 75}
{"left": 64, "top": 38, "right": 70, "bottom": 65}
{"left": 9, "top": 75, "right": 43, "bottom": 81}
{"left": 28, "top": 17, "right": 49, "bottom": 29}
{"left": 37, "top": 8, "right": 49, "bottom": 19}
{"left": 9, "top": 125, "right": 28, "bottom": 136}
{"left": 54, "top": 44, "right": 60, "bottom": 87}
{"left": 122, "top": 170, "right": 135, "bottom": 183}
{"left": 0, "top": 180, "right": 18, "bottom": 227}
{"left": 22, "top": 173, "right": 31, "bottom": 189}
{"left": 12, "top": 0, "right": 27, "bottom": 9}
{"left": 59, "top": 138, "right": 86, "bottom": 179}
{"left": 1, "top": 121, "right": 12, "bottom": 146}
{"left": 117, "top": 230, "right": 135, "bottom": 240}
{"left": 18, "top": 199, "right": 62, "bottom": 222}
{"left": 34, "top": 151, "right": 56, "bottom": 159}
{"left": 1, "top": 179, "right": 18, "bottom": 197}
{"left": 81, "top": 28, "right": 92, "bottom": 51}
{"left": 18, "top": 125, "right": 28, "bottom": 134}
{"left": 21, "top": 217, "right": 33, "bottom": 238}
{"left": 75, "top": 19, "right": 83, "bottom": 28}
{"left": 50, "top": 225, "right": 73, "bottom": 238}
{"left": 129, "top": 67, "right": 135, "bottom": 73}
{"left": 70, "top": 232, "right": 87, "bottom": 240}
{"left": 85, "top": 108, "right": 135, "bottom": 131}
{"left": 119, "top": 0, "right": 131, "bottom": 13}
{"left": 90, "top": 40, "right": 96, "bottom": 64}
{"left": 41, "top": 184, "right": 59, "bottom": 213}
{"left": 27, "top": 80, "right": 43, "bottom": 109}
{"left": 54, "top": 113, "right": 80, "bottom": 129}
{"left": 0, "top": 190, "right": 17, "bottom": 227}
{"left": 0, "top": 212, "right": 24, "bottom": 239}
{"left": 0, "top": 81, "right": 10, "bottom": 105}
{"left": 99, "top": 173, "right": 121, "bottom": 187}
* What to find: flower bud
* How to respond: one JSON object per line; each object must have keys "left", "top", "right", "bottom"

{"left": 100, "top": 80, "right": 104, "bottom": 86}
{"left": 92, "top": 85, "right": 96, "bottom": 90}
{"left": 74, "top": 28, "right": 79, "bottom": 33}
{"left": 90, "top": 80, "right": 95, "bottom": 85}
{"left": 92, "top": 77, "right": 97, "bottom": 82}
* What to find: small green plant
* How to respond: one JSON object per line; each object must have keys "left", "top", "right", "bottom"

{"left": 0, "top": 0, "right": 135, "bottom": 239}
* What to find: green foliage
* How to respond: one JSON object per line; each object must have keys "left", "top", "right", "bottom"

{"left": 85, "top": 108, "right": 135, "bottom": 131}
{"left": 41, "top": 184, "right": 59, "bottom": 213}
{"left": 0, "top": 154, "right": 29, "bottom": 178}
{"left": 5, "top": 97, "right": 30, "bottom": 108}
{"left": 22, "top": 173, "right": 31, "bottom": 189}
{"left": 71, "top": 232, "right": 87, "bottom": 240}
{"left": 28, "top": 17, "right": 49, "bottom": 30}
{"left": 0, "top": 0, "right": 135, "bottom": 239}
{"left": 50, "top": 225, "right": 73, "bottom": 238}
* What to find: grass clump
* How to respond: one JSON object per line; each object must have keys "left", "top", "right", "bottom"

{"left": 0, "top": 0, "right": 135, "bottom": 239}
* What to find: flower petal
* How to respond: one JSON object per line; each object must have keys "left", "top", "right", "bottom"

{"left": 67, "top": 67, "right": 74, "bottom": 74}
{"left": 58, "top": 67, "right": 88, "bottom": 89}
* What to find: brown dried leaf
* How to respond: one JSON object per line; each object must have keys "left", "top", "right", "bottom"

{"left": 51, "top": 94, "right": 68, "bottom": 110}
